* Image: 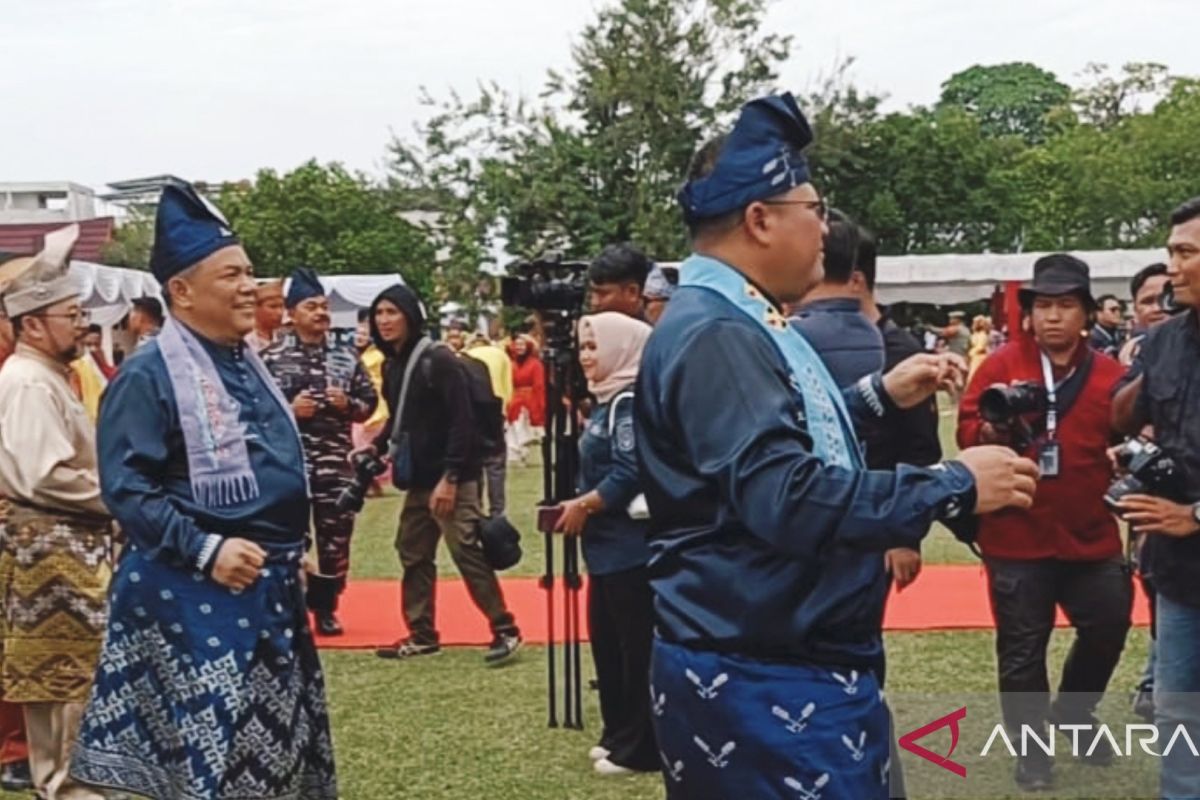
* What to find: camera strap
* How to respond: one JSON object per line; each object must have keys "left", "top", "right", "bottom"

{"left": 386, "top": 336, "right": 436, "bottom": 454}
{"left": 1039, "top": 351, "right": 1059, "bottom": 442}
{"left": 1038, "top": 347, "right": 1095, "bottom": 441}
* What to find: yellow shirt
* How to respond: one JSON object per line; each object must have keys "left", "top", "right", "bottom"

{"left": 465, "top": 344, "right": 514, "bottom": 409}
{"left": 360, "top": 345, "right": 390, "bottom": 428}
{"left": 70, "top": 353, "right": 109, "bottom": 424}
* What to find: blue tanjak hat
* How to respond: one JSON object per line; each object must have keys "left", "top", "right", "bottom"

{"left": 285, "top": 267, "right": 325, "bottom": 308}
{"left": 678, "top": 92, "right": 814, "bottom": 224}
{"left": 150, "top": 184, "right": 240, "bottom": 283}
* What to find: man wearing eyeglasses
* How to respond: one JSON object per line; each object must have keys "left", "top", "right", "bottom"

{"left": 635, "top": 93, "right": 1039, "bottom": 800}
{"left": 261, "top": 267, "right": 377, "bottom": 636}
{"left": 0, "top": 225, "right": 111, "bottom": 800}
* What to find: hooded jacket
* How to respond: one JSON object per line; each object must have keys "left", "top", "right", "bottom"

{"left": 369, "top": 285, "right": 479, "bottom": 490}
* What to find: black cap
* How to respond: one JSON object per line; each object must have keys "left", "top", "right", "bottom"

{"left": 1018, "top": 254, "right": 1095, "bottom": 309}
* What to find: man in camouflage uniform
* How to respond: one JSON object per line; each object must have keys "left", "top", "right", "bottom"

{"left": 262, "top": 267, "right": 377, "bottom": 636}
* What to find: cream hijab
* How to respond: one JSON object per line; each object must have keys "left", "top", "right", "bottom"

{"left": 578, "top": 312, "right": 652, "bottom": 404}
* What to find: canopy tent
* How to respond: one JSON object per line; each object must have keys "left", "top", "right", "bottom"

{"left": 659, "top": 248, "right": 1166, "bottom": 306}
{"left": 71, "top": 260, "right": 162, "bottom": 328}
{"left": 871, "top": 249, "right": 1167, "bottom": 305}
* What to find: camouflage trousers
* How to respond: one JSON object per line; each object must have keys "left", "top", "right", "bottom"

{"left": 309, "top": 468, "right": 356, "bottom": 613}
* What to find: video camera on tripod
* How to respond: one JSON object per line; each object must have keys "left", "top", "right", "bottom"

{"left": 502, "top": 253, "right": 590, "bottom": 730}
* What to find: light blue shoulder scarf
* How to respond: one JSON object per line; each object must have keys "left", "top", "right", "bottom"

{"left": 680, "top": 254, "right": 862, "bottom": 469}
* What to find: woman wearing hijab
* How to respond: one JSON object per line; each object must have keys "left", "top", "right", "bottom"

{"left": 506, "top": 335, "right": 546, "bottom": 464}
{"left": 555, "top": 312, "right": 658, "bottom": 777}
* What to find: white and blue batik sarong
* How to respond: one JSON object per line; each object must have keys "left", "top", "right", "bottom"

{"left": 70, "top": 542, "right": 336, "bottom": 800}
{"left": 651, "top": 639, "right": 892, "bottom": 800}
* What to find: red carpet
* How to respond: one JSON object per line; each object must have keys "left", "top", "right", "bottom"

{"left": 315, "top": 564, "right": 1151, "bottom": 650}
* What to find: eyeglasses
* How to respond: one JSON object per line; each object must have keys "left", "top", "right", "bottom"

{"left": 37, "top": 309, "right": 91, "bottom": 325}
{"left": 761, "top": 198, "right": 828, "bottom": 221}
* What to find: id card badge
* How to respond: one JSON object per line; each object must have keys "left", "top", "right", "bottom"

{"left": 1038, "top": 441, "right": 1061, "bottom": 479}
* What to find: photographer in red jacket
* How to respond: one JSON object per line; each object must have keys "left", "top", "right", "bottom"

{"left": 958, "top": 254, "right": 1130, "bottom": 793}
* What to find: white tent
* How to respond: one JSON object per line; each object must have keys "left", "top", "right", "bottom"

{"left": 871, "top": 249, "right": 1167, "bottom": 305}
{"left": 663, "top": 248, "right": 1168, "bottom": 305}
{"left": 71, "top": 260, "right": 162, "bottom": 327}
{"left": 67, "top": 266, "right": 409, "bottom": 330}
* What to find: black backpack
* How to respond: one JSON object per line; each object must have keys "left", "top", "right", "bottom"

{"left": 422, "top": 344, "right": 506, "bottom": 458}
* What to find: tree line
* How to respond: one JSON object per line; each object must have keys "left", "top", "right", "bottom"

{"left": 102, "top": 0, "right": 1200, "bottom": 317}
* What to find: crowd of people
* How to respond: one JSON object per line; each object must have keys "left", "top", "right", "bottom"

{"left": 0, "top": 89, "right": 1198, "bottom": 800}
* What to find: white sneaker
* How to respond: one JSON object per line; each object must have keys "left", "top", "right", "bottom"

{"left": 588, "top": 746, "right": 610, "bottom": 762}
{"left": 594, "top": 758, "right": 636, "bottom": 776}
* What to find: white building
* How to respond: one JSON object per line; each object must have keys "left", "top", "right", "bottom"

{"left": 0, "top": 181, "right": 99, "bottom": 224}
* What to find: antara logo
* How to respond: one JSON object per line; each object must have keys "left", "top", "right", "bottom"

{"left": 898, "top": 706, "right": 968, "bottom": 778}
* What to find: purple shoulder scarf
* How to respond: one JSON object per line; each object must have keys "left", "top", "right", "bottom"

{"left": 157, "top": 316, "right": 303, "bottom": 507}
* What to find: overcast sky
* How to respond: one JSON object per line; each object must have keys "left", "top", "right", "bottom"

{"left": 2, "top": 0, "right": 1196, "bottom": 191}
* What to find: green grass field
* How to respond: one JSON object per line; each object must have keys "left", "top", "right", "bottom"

{"left": 3, "top": 404, "right": 1159, "bottom": 799}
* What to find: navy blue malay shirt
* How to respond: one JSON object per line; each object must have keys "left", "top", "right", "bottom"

{"left": 1123, "top": 310, "right": 1200, "bottom": 607}
{"left": 635, "top": 285, "right": 976, "bottom": 668}
{"left": 577, "top": 389, "right": 652, "bottom": 576}
{"left": 98, "top": 336, "right": 311, "bottom": 572}
{"left": 790, "top": 297, "right": 885, "bottom": 388}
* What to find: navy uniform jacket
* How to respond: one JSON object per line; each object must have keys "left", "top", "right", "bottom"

{"left": 577, "top": 389, "right": 652, "bottom": 576}
{"left": 635, "top": 285, "right": 975, "bottom": 669}
{"left": 98, "top": 337, "right": 310, "bottom": 572}
{"left": 790, "top": 297, "right": 885, "bottom": 388}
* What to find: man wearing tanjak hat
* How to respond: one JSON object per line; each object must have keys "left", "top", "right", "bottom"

{"left": 635, "top": 94, "right": 1039, "bottom": 799}
{"left": 0, "top": 253, "right": 34, "bottom": 795}
{"left": 247, "top": 278, "right": 285, "bottom": 352}
{"left": 0, "top": 225, "right": 112, "bottom": 800}
{"left": 70, "top": 184, "right": 337, "bottom": 799}
{"left": 261, "top": 266, "right": 377, "bottom": 636}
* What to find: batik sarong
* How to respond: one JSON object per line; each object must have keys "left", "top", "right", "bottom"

{"left": 0, "top": 500, "right": 111, "bottom": 703}
{"left": 70, "top": 542, "right": 337, "bottom": 800}
{"left": 650, "top": 639, "right": 892, "bottom": 800}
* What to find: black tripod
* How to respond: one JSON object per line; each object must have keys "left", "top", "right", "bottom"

{"left": 537, "top": 331, "right": 586, "bottom": 730}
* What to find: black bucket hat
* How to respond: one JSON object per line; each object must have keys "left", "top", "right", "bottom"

{"left": 1018, "top": 254, "right": 1096, "bottom": 310}
{"left": 480, "top": 515, "right": 523, "bottom": 571}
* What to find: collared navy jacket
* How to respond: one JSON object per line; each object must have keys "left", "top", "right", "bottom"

{"left": 634, "top": 283, "right": 976, "bottom": 669}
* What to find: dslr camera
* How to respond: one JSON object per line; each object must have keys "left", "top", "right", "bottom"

{"left": 1105, "top": 436, "right": 1186, "bottom": 511}
{"left": 979, "top": 381, "right": 1048, "bottom": 452}
{"left": 335, "top": 450, "right": 389, "bottom": 514}
{"left": 979, "top": 381, "right": 1048, "bottom": 425}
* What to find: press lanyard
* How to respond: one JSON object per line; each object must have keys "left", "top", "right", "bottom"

{"left": 1039, "top": 350, "right": 1059, "bottom": 441}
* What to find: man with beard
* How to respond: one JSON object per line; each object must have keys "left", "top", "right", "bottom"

{"left": 365, "top": 284, "right": 521, "bottom": 664}
{"left": 70, "top": 184, "right": 337, "bottom": 799}
{"left": 0, "top": 225, "right": 112, "bottom": 800}
{"left": 262, "top": 267, "right": 377, "bottom": 635}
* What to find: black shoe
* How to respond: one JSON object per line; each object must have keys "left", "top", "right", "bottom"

{"left": 1014, "top": 755, "right": 1054, "bottom": 792}
{"left": 0, "top": 760, "right": 32, "bottom": 792}
{"left": 375, "top": 638, "right": 441, "bottom": 659}
{"left": 484, "top": 632, "right": 522, "bottom": 665}
{"left": 1133, "top": 685, "right": 1155, "bottom": 723}
{"left": 315, "top": 611, "right": 343, "bottom": 636}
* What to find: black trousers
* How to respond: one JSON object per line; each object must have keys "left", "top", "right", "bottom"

{"left": 985, "top": 557, "right": 1132, "bottom": 734}
{"left": 588, "top": 566, "right": 659, "bottom": 771}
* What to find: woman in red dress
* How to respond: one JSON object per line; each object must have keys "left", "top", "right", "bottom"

{"left": 506, "top": 335, "right": 546, "bottom": 464}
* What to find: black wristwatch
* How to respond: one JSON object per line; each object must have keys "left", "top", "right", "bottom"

{"left": 1191, "top": 502, "right": 1200, "bottom": 527}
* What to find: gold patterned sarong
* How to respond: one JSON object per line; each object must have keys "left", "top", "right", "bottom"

{"left": 0, "top": 498, "right": 112, "bottom": 702}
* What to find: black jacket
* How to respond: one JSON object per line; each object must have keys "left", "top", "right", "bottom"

{"left": 369, "top": 285, "right": 479, "bottom": 490}
{"left": 865, "top": 314, "right": 943, "bottom": 469}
